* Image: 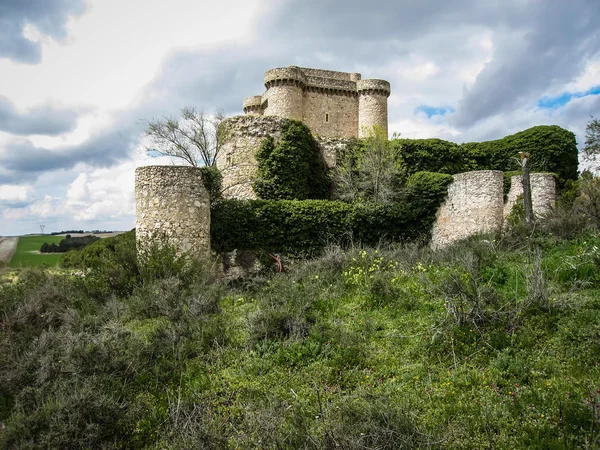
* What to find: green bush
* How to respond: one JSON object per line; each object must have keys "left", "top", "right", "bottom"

{"left": 390, "top": 137, "right": 475, "bottom": 175}
{"left": 461, "top": 125, "right": 578, "bottom": 188}
{"left": 392, "top": 125, "right": 578, "bottom": 188}
{"left": 253, "top": 119, "right": 330, "bottom": 200}
{"left": 212, "top": 172, "right": 452, "bottom": 254}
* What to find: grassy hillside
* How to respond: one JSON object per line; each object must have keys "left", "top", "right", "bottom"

{"left": 1, "top": 226, "right": 600, "bottom": 448}
{"left": 9, "top": 235, "right": 63, "bottom": 267}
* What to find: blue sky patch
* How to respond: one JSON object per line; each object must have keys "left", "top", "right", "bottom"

{"left": 538, "top": 85, "right": 600, "bottom": 109}
{"left": 414, "top": 105, "right": 455, "bottom": 118}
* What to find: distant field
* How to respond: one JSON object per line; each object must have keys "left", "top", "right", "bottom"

{"left": 9, "top": 235, "right": 64, "bottom": 267}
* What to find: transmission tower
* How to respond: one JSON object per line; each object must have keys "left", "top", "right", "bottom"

{"left": 40, "top": 225, "right": 45, "bottom": 235}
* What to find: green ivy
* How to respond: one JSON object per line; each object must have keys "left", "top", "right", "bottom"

{"left": 392, "top": 125, "right": 578, "bottom": 188}
{"left": 253, "top": 120, "right": 330, "bottom": 200}
{"left": 212, "top": 172, "right": 452, "bottom": 254}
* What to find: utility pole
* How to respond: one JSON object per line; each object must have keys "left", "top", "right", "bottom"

{"left": 40, "top": 225, "right": 45, "bottom": 235}
{"left": 519, "top": 152, "right": 533, "bottom": 225}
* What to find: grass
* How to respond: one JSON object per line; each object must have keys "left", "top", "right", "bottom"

{"left": 9, "top": 235, "right": 64, "bottom": 267}
{"left": 2, "top": 230, "right": 600, "bottom": 448}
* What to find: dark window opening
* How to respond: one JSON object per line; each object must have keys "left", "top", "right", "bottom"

{"left": 325, "top": 113, "right": 329, "bottom": 123}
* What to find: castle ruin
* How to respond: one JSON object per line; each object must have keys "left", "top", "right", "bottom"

{"left": 135, "top": 65, "right": 557, "bottom": 260}
{"left": 242, "top": 66, "right": 390, "bottom": 139}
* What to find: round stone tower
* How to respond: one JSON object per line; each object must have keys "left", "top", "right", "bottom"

{"left": 357, "top": 79, "right": 391, "bottom": 138}
{"left": 135, "top": 166, "right": 210, "bottom": 259}
{"left": 263, "top": 66, "right": 306, "bottom": 121}
{"left": 243, "top": 95, "right": 263, "bottom": 115}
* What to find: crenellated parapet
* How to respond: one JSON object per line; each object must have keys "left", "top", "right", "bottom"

{"left": 242, "top": 96, "right": 263, "bottom": 115}
{"left": 243, "top": 66, "right": 390, "bottom": 139}
{"left": 356, "top": 79, "right": 391, "bottom": 97}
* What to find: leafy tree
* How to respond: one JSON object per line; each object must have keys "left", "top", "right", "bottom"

{"left": 144, "top": 106, "right": 230, "bottom": 167}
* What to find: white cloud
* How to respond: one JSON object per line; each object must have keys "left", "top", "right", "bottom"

{"left": 0, "top": 184, "right": 34, "bottom": 203}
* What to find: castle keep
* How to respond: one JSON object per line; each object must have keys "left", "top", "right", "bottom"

{"left": 243, "top": 66, "right": 390, "bottom": 138}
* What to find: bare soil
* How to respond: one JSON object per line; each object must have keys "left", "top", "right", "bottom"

{"left": 0, "top": 237, "right": 19, "bottom": 263}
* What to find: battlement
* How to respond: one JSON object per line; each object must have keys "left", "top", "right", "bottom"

{"left": 243, "top": 65, "right": 390, "bottom": 138}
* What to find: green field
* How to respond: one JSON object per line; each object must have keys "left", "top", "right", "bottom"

{"left": 9, "top": 235, "right": 64, "bottom": 267}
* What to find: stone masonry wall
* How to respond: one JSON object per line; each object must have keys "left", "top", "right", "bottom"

{"left": 504, "top": 173, "right": 556, "bottom": 218}
{"left": 217, "top": 115, "right": 287, "bottom": 199}
{"left": 431, "top": 170, "right": 505, "bottom": 249}
{"left": 314, "top": 136, "right": 355, "bottom": 169}
{"left": 244, "top": 66, "right": 389, "bottom": 139}
{"left": 303, "top": 90, "right": 358, "bottom": 138}
{"left": 135, "top": 166, "right": 210, "bottom": 259}
{"left": 263, "top": 84, "right": 304, "bottom": 121}
{"left": 358, "top": 92, "right": 389, "bottom": 138}
{"left": 217, "top": 116, "right": 355, "bottom": 199}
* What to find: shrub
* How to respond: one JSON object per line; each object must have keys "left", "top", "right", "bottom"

{"left": 461, "top": 125, "right": 578, "bottom": 188}
{"left": 391, "top": 137, "right": 474, "bottom": 175}
{"left": 212, "top": 172, "right": 452, "bottom": 254}
{"left": 254, "top": 119, "right": 330, "bottom": 200}
{"left": 392, "top": 125, "right": 578, "bottom": 188}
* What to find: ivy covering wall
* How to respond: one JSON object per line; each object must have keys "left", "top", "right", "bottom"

{"left": 393, "top": 125, "right": 578, "bottom": 187}
{"left": 211, "top": 172, "right": 452, "bottom": 254}
{"left": 253, "top": 120, "right": 330, "bottom": 200}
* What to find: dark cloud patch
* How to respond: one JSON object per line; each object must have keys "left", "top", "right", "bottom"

{"left": 450, "top": 0, "right": 600, "bottom": 128}
{"left": 0, "top": 0, "right": 87, "bottom": 64}
{"left": 258, "top": 0, "right": 510, "bottom": 41}
{"left": 0, "top": 96, "right": 81, "bottom": 135}
{"left": 0, "top": 121, "right": 140, "bottom": 183}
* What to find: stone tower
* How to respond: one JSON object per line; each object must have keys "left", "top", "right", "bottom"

{"left": 243, "top": 66, "right": 390, "bottom": 138}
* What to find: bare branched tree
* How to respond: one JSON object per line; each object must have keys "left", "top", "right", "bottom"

{"left": 144, "top": 107, "right": 229, "bottom": 167}
{"left": 584, "top": 115, "right": 600, "bottom": 171}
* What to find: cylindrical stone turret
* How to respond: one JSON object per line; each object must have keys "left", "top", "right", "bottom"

{"left": 357, "top": 79, "right": 391, "bottom": 138}
{"left": 431, "top": 170, "right": 505, "bottom": 249}
{"left": 135, "top": 166, "right": 210, "bottom": 259}
{"left": 243, "top": 96, "right": 263, "bottom": 115}
{"left": 263, "top": 67, "right": 306, "bottom": 120}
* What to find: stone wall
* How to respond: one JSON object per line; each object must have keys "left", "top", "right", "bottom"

{"left": 135, "top": 166, "right": 210, "bottom": 259}
{"left": 217, "top": 116, "right": 355, "bottom": 199}
{"left": 303, "top": 90, "right": 358, "bottom": 138}
{"left": 217, "top": 115, "right": 287, "bottom": 199}
{"left": 263, "top": 83, "right": 304, "bottom": 121}
{"left": 314, "top": 136, "right": 355, "bottom": 169}
{"left": 431, "top": 171, "right": 505, "bottom": 249}
{"left": 504, "top": 173, "right": 556, "bottom": 218}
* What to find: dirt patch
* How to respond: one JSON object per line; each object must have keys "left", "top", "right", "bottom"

{"left": 0, "top": 237, "right": 19, "bottom": 263}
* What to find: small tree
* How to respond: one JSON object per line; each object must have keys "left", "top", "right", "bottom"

{"left": 585, "top": 116, "right": 600, "bottom": 155}
{"left": 334, "top": 126, "right": 404, "bottom": 203}
{"left": 144, "top": 107, "right": 229, "bottom": 167}
{"left": 584, "top": 116, "right": 600, "bottom": 170}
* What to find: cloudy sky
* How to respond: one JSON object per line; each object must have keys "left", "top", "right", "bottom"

{"left": 0, "top": 0, "right": 599, "bottom": 235}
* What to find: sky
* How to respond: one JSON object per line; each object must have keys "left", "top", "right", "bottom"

{"left": 0, "top": 0, "right": 599, "bottom": 236}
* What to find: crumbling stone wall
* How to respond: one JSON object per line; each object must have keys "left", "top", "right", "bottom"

{"left": 504, "top": 173, "right": 556, "bottom": 218}
{"left": 314, "top": 136, "right": 355, "bottom": 169}
{"left": 217, "top": 115, "right": 287, "bottom": 199}
{"left": 431, "top": 171, "right": 505, "bottom": 249}
{"left": 135, "top": 166, "right": 210, "bottom": 258}
{"left": 217, "top": 115, "right": 354, "bottom": 199}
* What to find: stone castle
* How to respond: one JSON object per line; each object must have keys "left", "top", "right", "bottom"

{"left": 242, "top": 66, "right": 390, "bottom": 138}
{"left": 135, "top": 65, "right": 557, "bottom": 261}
